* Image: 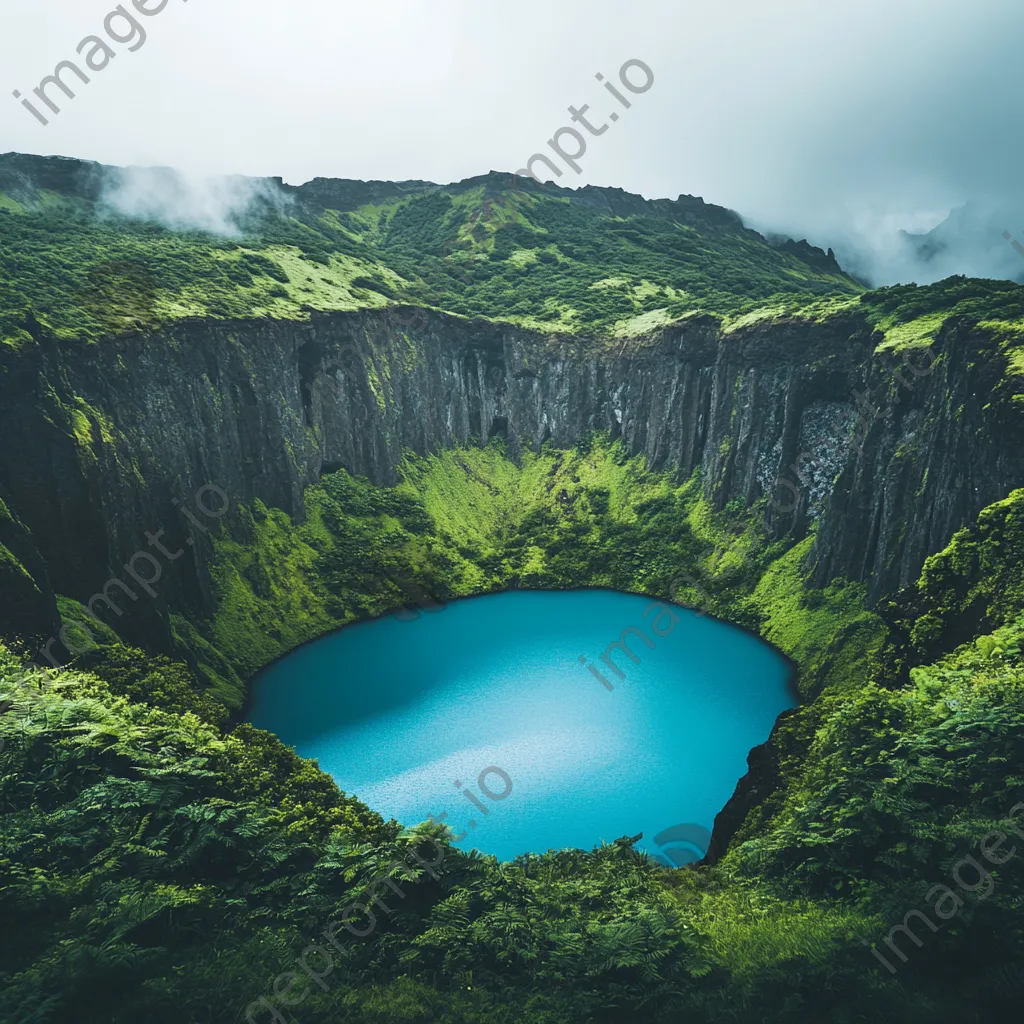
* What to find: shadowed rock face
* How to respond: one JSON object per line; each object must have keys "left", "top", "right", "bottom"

{"left": 0, "top": 485, "right": 60, "bottom": 644}
{"left": 0, "top": 305, "right": 1021, "bottom": 651}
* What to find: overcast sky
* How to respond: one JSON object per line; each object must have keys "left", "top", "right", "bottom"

{"left": 2, "top": 0, "right": 1023, "bottom": 283}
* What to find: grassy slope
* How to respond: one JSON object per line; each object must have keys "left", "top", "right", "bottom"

{"left": 5, "top": 179, "right": 1024, "bottom": 397}
{"left": 0, "top": 173, "right": 865, "bottom": 346}
{"left": 723, "top": 276, "right": 1024, "bottom": 359}
{"left": 196, "top": 439, "right": 881, "bottom": 702}
{"left": 356, "top": 185, "right": 862, "bottom": 333}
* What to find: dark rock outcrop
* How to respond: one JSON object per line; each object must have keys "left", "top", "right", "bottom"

{"left": 775, "top": 238, "right": 844, "bottom": 275}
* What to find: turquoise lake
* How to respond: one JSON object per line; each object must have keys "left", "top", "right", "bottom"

{"left": 247, "top": 589, "right": 796, "bottom": 864}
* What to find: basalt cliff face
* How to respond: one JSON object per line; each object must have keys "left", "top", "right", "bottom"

{"left": 1, "top": 306, "right": 1021, "bottom": 655}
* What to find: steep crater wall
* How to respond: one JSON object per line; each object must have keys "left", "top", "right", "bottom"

{"left": 0, "top": 307, "right": 1021, "bottom": 658}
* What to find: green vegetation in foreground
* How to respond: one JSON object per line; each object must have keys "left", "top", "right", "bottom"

{"left": 4, "top": 444, "right": 1024, "bottom": 1021}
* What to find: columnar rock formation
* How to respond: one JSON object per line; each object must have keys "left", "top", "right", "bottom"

{"left": 1, "top": 306, "right": 1021, "bottom": 652}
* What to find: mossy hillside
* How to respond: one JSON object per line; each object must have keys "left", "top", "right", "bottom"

{"left": 749, "top": 540, "right": 886, "bottom": 696}
{"left": 198, "top": 439, "right": 879, "bottom": 708}
{"left": 742, "top": 276, "right": 1024, "bottom": 352}
{"left": 879, "top": 487, "right": 1024, "bottom": 679}
{"left": 0, "top": 170, "right": 865, "bottom": 346}
{"left": 854, "top": 277, "right": 1024, "bottom": 350}
{"left": 0, "top": 202, "right": 405, "bottom": 347}
{"left": 720, "top": 278, "right": 1024, "bottom": 394}
{"left": 206, "top": 498, "right": 342, "bottom": 685}
{"left": 362, "top": 186, "right": 864, "bottom": 332}
{"left": 7, "top": 169, "right": 1024, "bottom": 371}
{"left": 913, "top": 488, "right": 1024, "bottom": 636}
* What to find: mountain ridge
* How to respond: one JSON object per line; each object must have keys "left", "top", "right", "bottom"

{"left": 0, "top": 151, "right": 856, "bottom": 342}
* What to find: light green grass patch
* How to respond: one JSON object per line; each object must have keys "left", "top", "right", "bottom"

{"left": 611, "top": 307, "right": 676, "bottom": 337}
{"left": 508, "top": 248, "right": 539, "bottom": 267}
{"left": 873, "top": 311, "right": 948, "bottom": 353}
{"left": 749, "top": 537, "right": 885, "bottom": 694}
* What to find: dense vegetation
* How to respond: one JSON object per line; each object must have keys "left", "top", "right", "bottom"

{"left": 0, "top": 160, "right": 866, "bottom": 346}
{"left": 6, "top": 158, "right": 1024, "bottom": 362}
{"left": 6, "top": 162, "right": 1024, "bottom": 368}
{"left": 4, "top": 440, "right": 1024, "bottom": 1022}
{"left": 354, "top": 185, "right": 860, "bottom": 334}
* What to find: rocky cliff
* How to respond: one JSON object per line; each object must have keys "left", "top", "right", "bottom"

{"left": 1, "top": 305, "right": 1021, "bottom": 659}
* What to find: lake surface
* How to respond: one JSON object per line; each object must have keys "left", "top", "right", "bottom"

{"left": 247, "top": 589, "right": 796, "bottom": 864}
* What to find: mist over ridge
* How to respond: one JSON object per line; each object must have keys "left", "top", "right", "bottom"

{"left": 750, "top": 200, "right": 1024, "bottom": 289}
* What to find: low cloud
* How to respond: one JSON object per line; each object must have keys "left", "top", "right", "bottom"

{"left": 828, "top": 205, "right": 1024, "bottom": 288}
{"left": 98, "top": 165, "right": 290, "bottom": 236}
{"left": 747, "top": 201, "right": 1024, "bottom": 289}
